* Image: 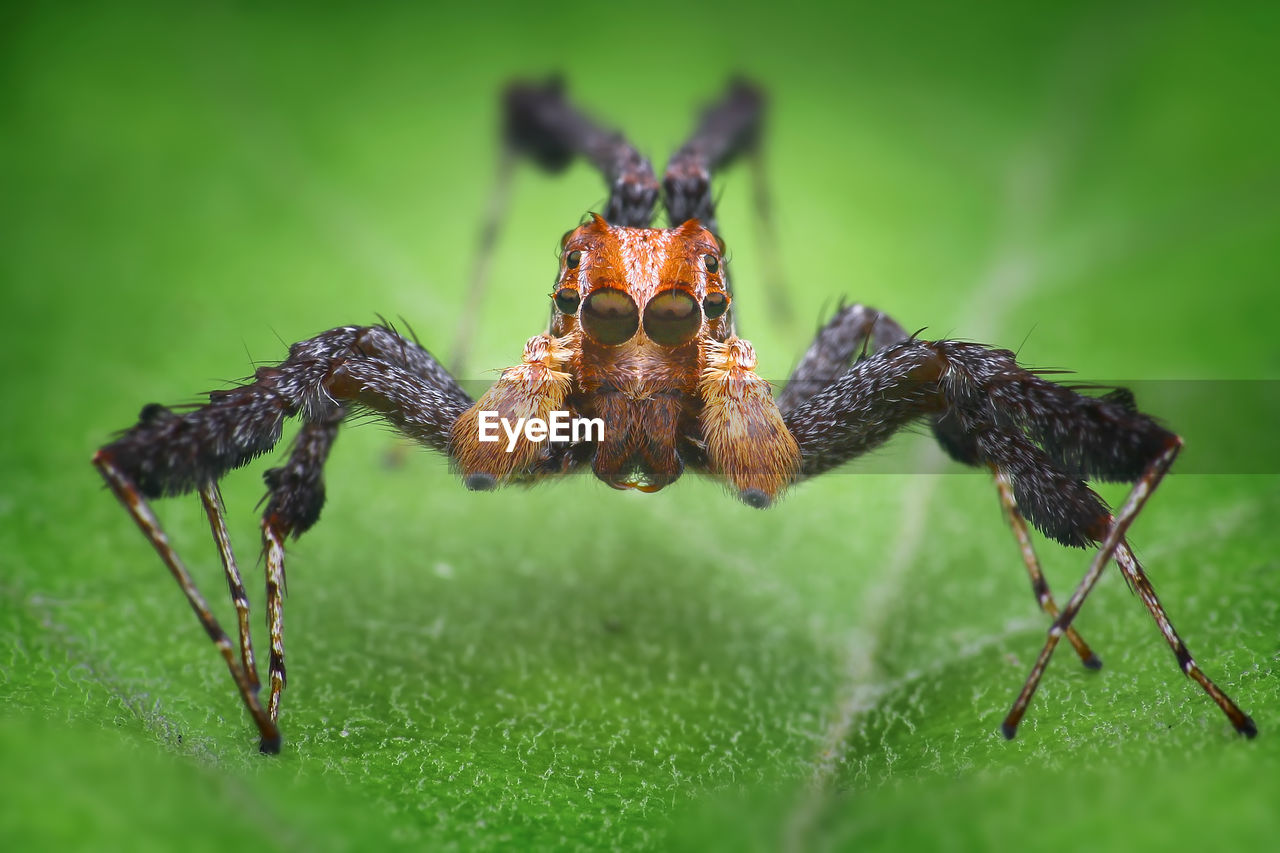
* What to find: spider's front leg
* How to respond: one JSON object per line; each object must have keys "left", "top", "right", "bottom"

{"left": 781, "top": 334, "right": 1255, "bottom": 738}
{"left": 95, "top": 325, "right": 472, "bottom": 752}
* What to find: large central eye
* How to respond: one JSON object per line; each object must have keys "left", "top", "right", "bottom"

{"left": 580, "top": 287, "right": 639, "bottom": 345}
{"left": 643, "top": 289, "right": 701, "bottom": 347}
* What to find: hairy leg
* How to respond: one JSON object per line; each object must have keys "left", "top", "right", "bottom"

{"left": 662, "top": 79, "right": 776, "bottom": 329}
{"left": 663, "top": 79, "right": 765, "bottom": 233}
{"left": 95, "top": 455, "right": 281, "bottom": 750}
{"left": 256, "top": 412, "right": 343, "bottom": 725}
{"left": 781, "top": 308, "right": 1105, "bottom": 665}
{"left": 782, "top": 337, "right": 1253, "bottom": 735}
{"left": 503, "top": 79, "right": 659, "bottom": 227}
{"left": 992, "top": 467, "right": 1100, "bottom": 669}
{"left": 199, "top": 483, "right": 259, "bottom": 690}
{"left": 775, "top": 302, "right": 909, "bottom": 415}
{"left": 1113, "top": 542, "right": 1256, "bottom": 736}
{"left": 95, "top": 325, "right": 471, "bottom": 751}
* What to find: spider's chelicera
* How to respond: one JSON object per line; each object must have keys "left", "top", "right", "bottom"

{"left": 94, "top": 79, "right": 1256, "bottom": 753}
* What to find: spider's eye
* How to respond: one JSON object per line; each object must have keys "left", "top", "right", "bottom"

{"left": 554, "top": 287, "right": 581, "bottom": 314}
{"left": 580, "top": 287, "right": 639, "bottom": 345}
{"left": 566, "top": 250, "right": 582, "bottom": 269}
{"left": 643, "top": 289, "right": 701, "bottom": 347}
{"left": 703, "top": 291, "right": 729, "bottom": 320}
{"left": 703, "top": 254, "right": 720, "bottom": 273}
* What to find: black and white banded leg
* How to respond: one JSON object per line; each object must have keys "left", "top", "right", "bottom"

{"left": 991, "top": 466, "right": 1101, "bottom": 670}
{"left": 1000, "top": 438, "right": 1256, "bottom": 738}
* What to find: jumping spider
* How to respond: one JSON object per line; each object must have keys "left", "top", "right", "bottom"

{"left": 94, "top": 80, "right": 1256, "bottom": 753}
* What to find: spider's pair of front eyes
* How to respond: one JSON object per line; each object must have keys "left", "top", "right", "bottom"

{"left": 556, "top": 251, "right": 728, "bottom": 347}
{"left": 554, "top": 286, "right": 728, "bottom": 347}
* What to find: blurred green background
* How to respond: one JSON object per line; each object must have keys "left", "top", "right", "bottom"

{"left": 3, "top": 0, "right": 1277, "bottom": 850}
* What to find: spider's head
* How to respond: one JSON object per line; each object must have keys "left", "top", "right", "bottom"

{"left": 550, "top": 214, "right": 730, "bottom": 352}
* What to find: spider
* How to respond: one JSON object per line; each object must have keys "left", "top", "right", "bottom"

{"left": 94, "top": 79, "right": 1256, "bottom": 754}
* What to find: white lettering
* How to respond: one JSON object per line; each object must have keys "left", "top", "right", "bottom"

{"left": 475, "top": 411, "right": 606, "bottom": 451}
{"left": 573, "top": 417, "right": 604, "bottom": 442}
{"left": 549, "top": 410, "right": 570, "bottom": 442}
{"left": 478, "top": 411, "right": 499, "bottom": 443}
{"left": 501, "top": 417, "right": 526, "bottom": 452}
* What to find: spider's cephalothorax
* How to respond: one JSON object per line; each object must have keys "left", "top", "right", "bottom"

{"left": 94, "top": 79, "right": 1256, "bottom": 753}
{"left": 451, "top": 214, "right": 799, "bottom": 505}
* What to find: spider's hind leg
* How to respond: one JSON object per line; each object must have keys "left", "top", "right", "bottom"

{"left": 663, "top": 79, "right": 788, "bottom": 329}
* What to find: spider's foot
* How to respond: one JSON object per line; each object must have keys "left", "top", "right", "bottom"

{"left": 259, "top": 733, "right": 282, "bottom": 755}
{"left": 1082, "top": 653, "right": 1103, "bottom": 671}
{"left": 1000, "top": 720, "right": 1019, "bottom": 740}
{"left": 1237, "top": 715, "right": 1259, "bottom": 739}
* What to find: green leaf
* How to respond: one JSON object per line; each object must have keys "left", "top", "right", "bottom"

{"left": 4, "top": 1, "right": 1277, "bottom": 850}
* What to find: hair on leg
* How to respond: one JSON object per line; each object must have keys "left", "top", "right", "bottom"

{"left": 503, "top": 79, "right": 659, "bottom": 227}
{"left": 999, "top": 438, "right": 1179, "bottom": 738}
{"left": 783, "top": 337, "right": 1253, "bottom": 735}
{"left": 199, "top": 483, "right": 260, "bottom": 691}
{"left": 94, "top": 325, "right": 472, "bottom": 751}
{"left": 94, "top": 452, "right": 281, "bottom": 750}
{"left": 992, "top": 467, "right": 1101, "bottom": 670}
{"left": 1113, "top": 541, "right": 1256, "bottom": 737}
{"left": 775, "top": 302, "right": 909, "bottom": 414}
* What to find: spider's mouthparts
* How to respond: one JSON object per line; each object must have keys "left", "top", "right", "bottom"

{"left": 738, "top": 488, "right": 772, "bottom": 509}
